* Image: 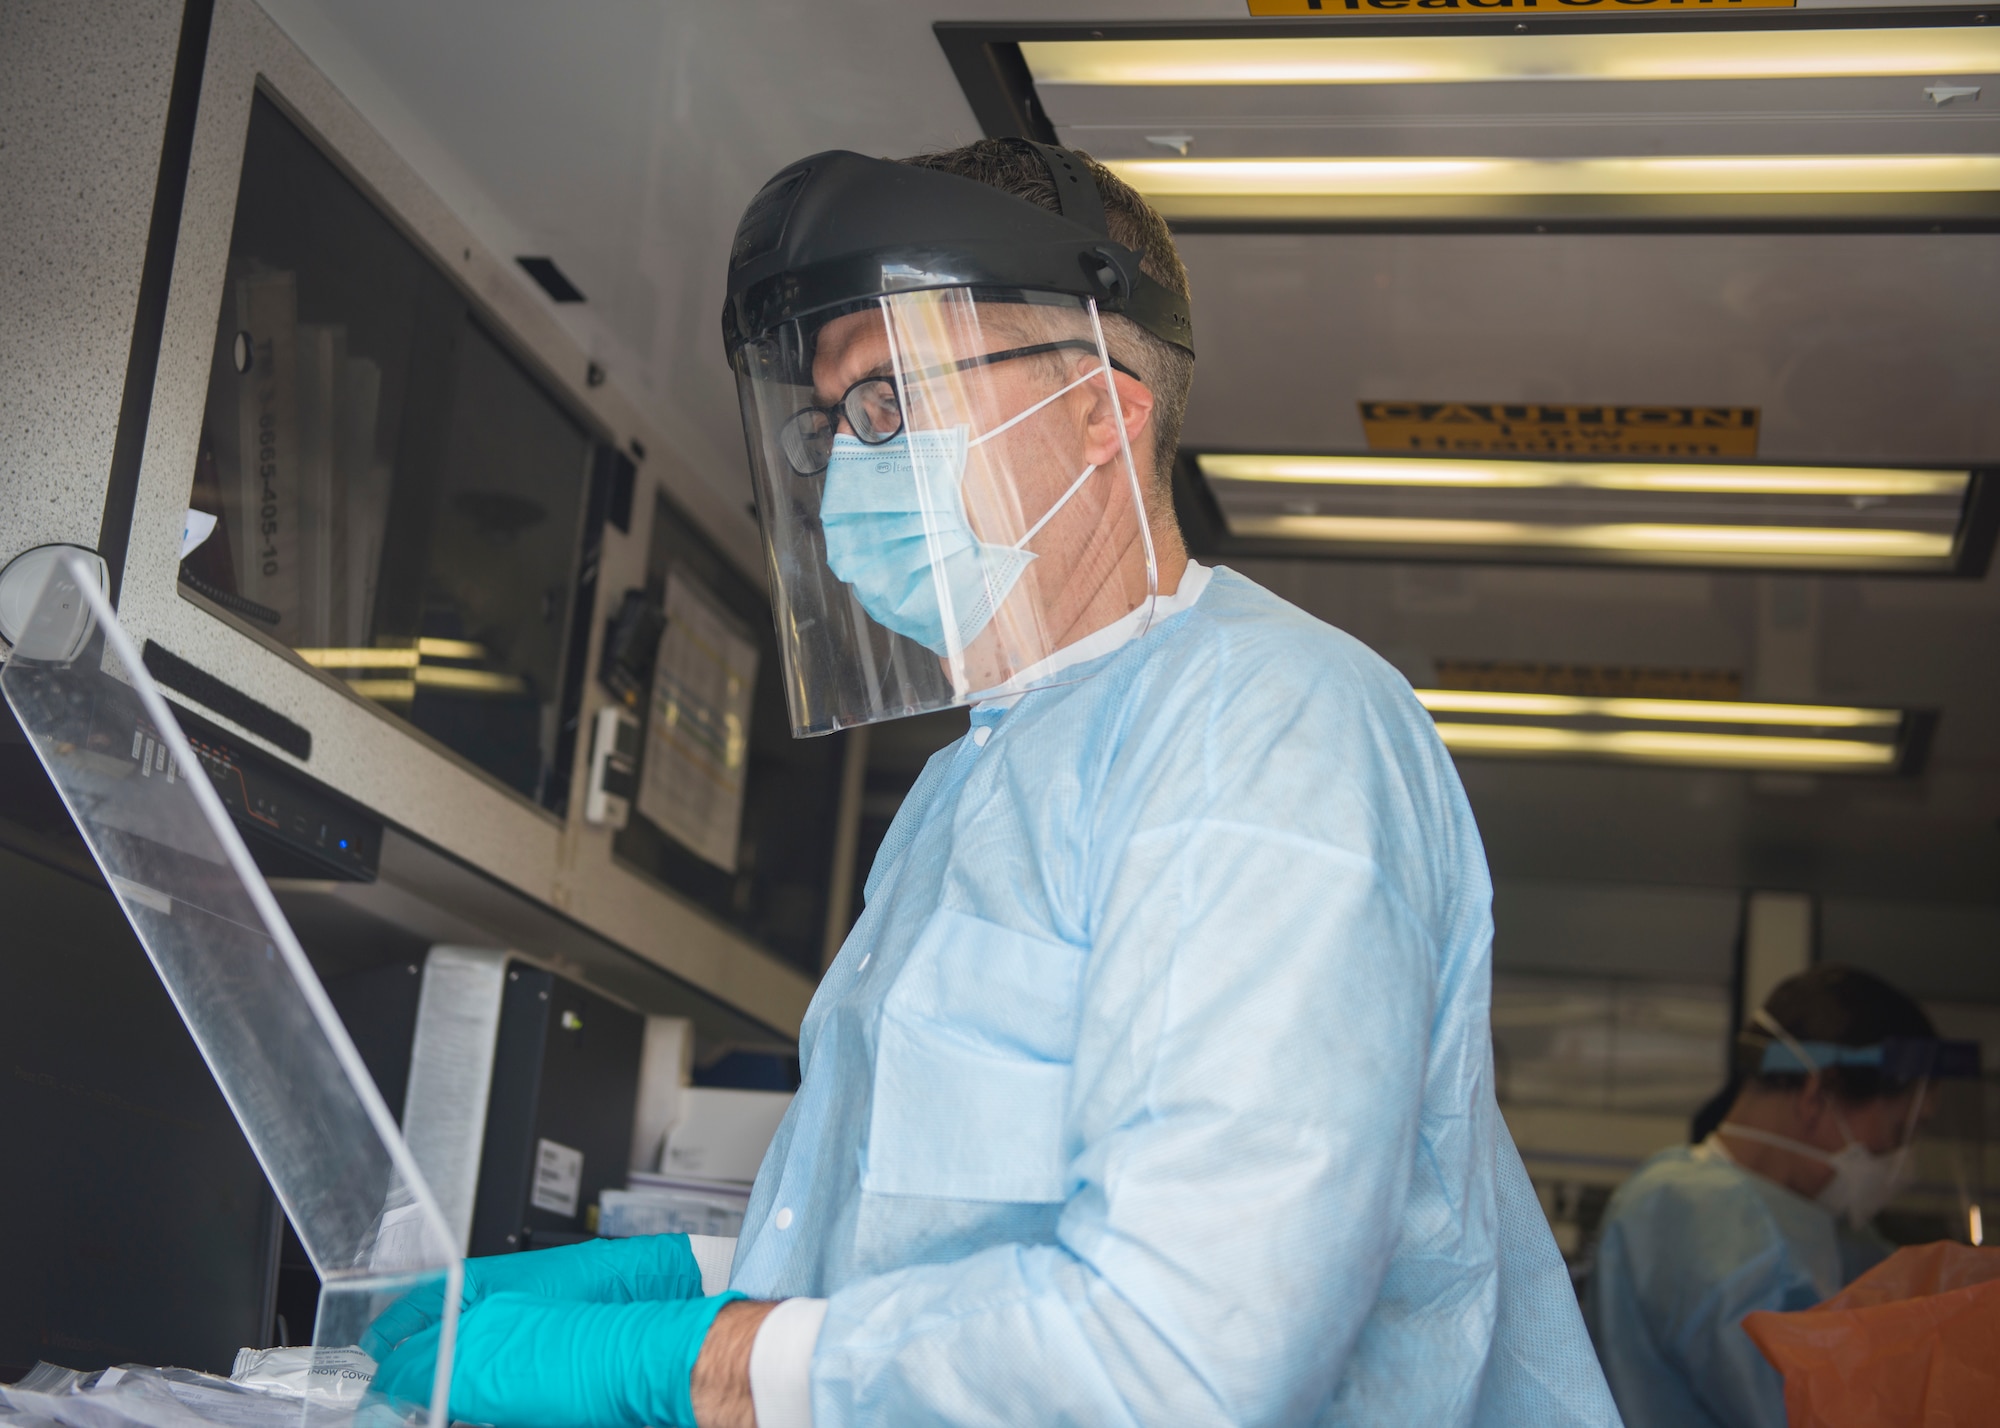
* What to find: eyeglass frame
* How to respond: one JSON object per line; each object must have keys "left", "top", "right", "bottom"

{"left": 779, "top": 339, "right": 1141, "bottom": 476}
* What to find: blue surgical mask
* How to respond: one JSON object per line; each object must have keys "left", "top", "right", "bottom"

{"left": 819, "top": 368, "right": 1104, "bottom": 656}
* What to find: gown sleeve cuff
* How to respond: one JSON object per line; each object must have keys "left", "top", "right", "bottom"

{"left": 748, "top": 1296, "right": 828, "bottom": 1428}
{"left": 685, "top": 1234, "right": 737, "bottom": 1296}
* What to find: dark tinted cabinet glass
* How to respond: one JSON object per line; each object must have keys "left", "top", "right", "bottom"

{"left": 187, "top": 92, "right": 595, "bottom": 811}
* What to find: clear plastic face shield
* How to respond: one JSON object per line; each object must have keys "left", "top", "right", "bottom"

{"left": 1746, "top": 1012, "right": 1987, "bottom": 1242}
{"left": 1895, "top": 1048, "right": 1989, "bottom": 1245}
{"left": 736, "top": 287, "right": 1158, "bottom": 735}
{"left": 1, "top": 554, "right": 459, "bottom": 1425}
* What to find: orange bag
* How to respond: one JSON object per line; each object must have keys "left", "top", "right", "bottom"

{"left": 1742, "top": 1242, "right": 2000, "bottom": 1428}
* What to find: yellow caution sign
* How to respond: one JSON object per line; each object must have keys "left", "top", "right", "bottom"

{"left": 1360, "top": 401, "right": 1759, "bottom": 457}
{"left": 1248, "top": 0, "right": 1793, "bottom": 12}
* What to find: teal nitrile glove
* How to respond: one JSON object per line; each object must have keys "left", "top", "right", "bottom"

{"left": 371, "top": 1290, "right": 745, "bottom": 1428}
{"left": 360, "top": 1234, "right": 705, "bottom": 1359}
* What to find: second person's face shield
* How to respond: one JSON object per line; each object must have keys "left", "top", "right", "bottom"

{"left": 1889, "top": 1044, "right": 1989, "bottom": 1245}
{"left": 736, "top": 287, "right": 1159, "bottom": 735}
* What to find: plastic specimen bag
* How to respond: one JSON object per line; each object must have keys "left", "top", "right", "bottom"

{"left": 1742, "top": 1241, "right": 2000, "bottom": 1427}
{"left": 2, "top": 1362, "right": 318, "bottom": 1428}
{"left": 0, "top": 554, "right": 459, "bottom": 1427}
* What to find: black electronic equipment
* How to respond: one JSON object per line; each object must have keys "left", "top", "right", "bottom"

{"left": 328, "top": 950, "right": 644, "bottom": 1257}
{"left": 0, "top": 819, "right": 279, "bottom": 1378}
{"left": 170, "top": 701, "right": 381, "bottom": 882}
{"left": 598, "top": 588, "right": 664, "bottom": 712}
{"left": 470, "top": 964, "right": 644, "bottom": 1253}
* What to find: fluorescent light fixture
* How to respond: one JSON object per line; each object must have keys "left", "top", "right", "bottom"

{"left": 1414, "top": 691, "right": 1901, "bottom": 729}
{"left": 1430, "top": 722, "right": 1899, "bottom": 770}
{"left": 1107, "top": 155, "right": 2000, "bottom": 199}
{"left": 1192, "top": 452, "right": 1977, "bottom": 570}
{"left": 302, "top": 639, "right": 522, "bottom": 697}
{"left": 1225, "top": 515, "right": 1954, "bottom": 564}
{"left": 416, "top": 637, "right": 488, "bottom": 660}
{"left": 339, "top": 669, "right": 526, "bottom": 700}
{"left": 412, "top": 666, "right": 527, "bottom": 694}
{"left": 296, "top": 647, "right": 419, "bottom": 669}
{"left": 298, "top": 639, "right": 494, "bottom": 668}
{"left": 1412, "top": 687, "right": 1911, "bottom": 770}
{"left": 1022, "top": 32, "right": 2000, "bottom": 87}
{"left": 1198, "top": 454, "right": 1967, "bottom": 498}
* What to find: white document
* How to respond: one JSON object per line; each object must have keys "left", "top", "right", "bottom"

{"left": 636, "top": 573, "right": 758, "bottom": 871}
{"left": 662, "top": 1087, "right": 793, "bottom": 1183}
{"left": 402, "top": 946, "right": 510, "bottom": 1252}
{"left": 630, "top": 1014, "right": 695, "bottom": 1173}
{"left": 180, "top": 508, "right": 218, "bottom": 560}
{"left": 531, "top": 1137, "right": 584, "bottom": 1216}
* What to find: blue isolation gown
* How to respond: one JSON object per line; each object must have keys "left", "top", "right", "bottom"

{"left": 731, "top": 567, "right": 1619, "bottom": 1426}
{"left": 1583, "top": 1139, "right": 1851, "bottom": 1428}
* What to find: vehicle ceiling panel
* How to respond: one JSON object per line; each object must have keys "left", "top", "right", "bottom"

{"left": 1177, "top": 231, "right": 2000, "bottom": 463}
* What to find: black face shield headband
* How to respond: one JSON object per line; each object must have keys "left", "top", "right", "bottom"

{"left": 721, "top": 141, "right": 1195, "bottom": 361}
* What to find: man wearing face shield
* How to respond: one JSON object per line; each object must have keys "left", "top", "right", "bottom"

{"left": 1586, "top": 964, "right": 1977, "bottom": 1428}
{"left": 372, "top": 140, "right": 1617, "bottom": 1428}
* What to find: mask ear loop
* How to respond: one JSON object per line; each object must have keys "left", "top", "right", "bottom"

{"left": 1013, "top": 462, "right": 1097, "bottom": 552}
{"left": 1753, "top": 1009, "right": 1824, "bottom": 1079}
{"left": 1721, "top": 1011, "right": 1838, "bottom": 1162}
{"left": 1752, "top": 1007, "right": 1860, "bottom": 1148}
{"left": 967, "top": 364, "right": 1112, "bottom": 449}
{"left": 964, "top": 353, "right": 1112, "bottom": 556}
{"left": 1083, "top": 298, "right": 1158, "bottom": 635}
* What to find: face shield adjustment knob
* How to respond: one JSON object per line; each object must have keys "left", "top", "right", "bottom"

{"left": 1083, "top": 247, "right": 1131, "bottom": 300}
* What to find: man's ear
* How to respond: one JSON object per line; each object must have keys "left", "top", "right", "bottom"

{"left": 1078, "top": 362, "right": 1155, "bottom": 470}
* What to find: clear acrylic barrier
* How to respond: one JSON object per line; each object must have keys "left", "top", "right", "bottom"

{"left": 1, "top": 555, "right": 458, "bottom": 1427}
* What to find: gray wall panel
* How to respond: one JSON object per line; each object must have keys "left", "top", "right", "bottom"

{"left": 1492, "top": 878, "right": 1741, "bottom": 984}
{"left": 1822, "top": 897, "right": 2000, "bottom": 1004}
{"left": 0, "top": 0, "right": 183, "bottom": 558}
{"left": 100, "top": 0, "right": 814, "bottom": 1032}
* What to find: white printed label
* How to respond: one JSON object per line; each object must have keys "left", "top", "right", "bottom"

{"left": 181, "top": 508, "right": 218, "bottom": 560}
{"left": 530, "top": 1138, "right": 584, "bottom": 1217}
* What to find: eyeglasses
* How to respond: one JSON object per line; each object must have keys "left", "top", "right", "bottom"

{"left": 779, "top": 339, "right": 1139, "bottom": 475}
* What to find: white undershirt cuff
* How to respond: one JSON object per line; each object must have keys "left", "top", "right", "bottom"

{"left": 748, "top": 1297, "right": 827, "bottom": 1428}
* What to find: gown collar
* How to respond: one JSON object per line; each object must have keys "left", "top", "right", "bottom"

{"left": 973, "top": 561, "right": 1212, "bottom": 713}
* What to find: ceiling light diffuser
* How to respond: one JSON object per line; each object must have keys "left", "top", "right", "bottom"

{"left": 1414, "top": 691, "right": 1902, "bottom": 729}
{"left": 1022, "top": 32, "right": 2000, "bottom": 87}
{"left": 1189, "top": 451, "right": 1983, "bottom": 571}
{"left": 1107, "top": 155, "right": 2000, "bottom": 201}
{"left": 1222, "top": 516, "right": 1955, "bottom": 565}
{"left": 1197, "top": 455, "right": 1968, "bottom": 498}
{"left": 1429, "top": 722, "right": 1900, "bottom": 770}
{"left": 1408, "top": 685, "right": 1914, "bottom": 771}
